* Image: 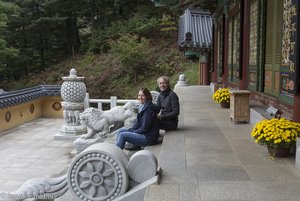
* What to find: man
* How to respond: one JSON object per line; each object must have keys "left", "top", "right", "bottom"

{"left": 156, "top": 76, "right": 180, "bottom": 131}
{"left": 124, "top": 76, "right": 179, "bottom": 150}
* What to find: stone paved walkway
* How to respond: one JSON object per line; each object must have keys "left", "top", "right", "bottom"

{"left": 1, "top": 86, "right": 300, "bottom": 201}
{"left": 0, "top": 118, "right": 73, "bottom": 193}
{"left": 145, "top": 86, "right": 300, "bottom": 201}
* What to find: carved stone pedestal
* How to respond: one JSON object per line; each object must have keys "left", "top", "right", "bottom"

{"left": 55, "top": 69, "right": 87, "bottom": 140}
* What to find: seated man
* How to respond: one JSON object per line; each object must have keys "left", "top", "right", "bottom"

{"left": 156, "top": 76, "right": 180, "bottom": 131}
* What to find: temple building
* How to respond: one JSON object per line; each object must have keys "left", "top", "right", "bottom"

{"left": 154, "top": 0, "right": 300, "bottom": 122}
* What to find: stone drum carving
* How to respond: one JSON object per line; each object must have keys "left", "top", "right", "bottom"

{"left": 68, "top": 142, "right": 129, "bottom": 200}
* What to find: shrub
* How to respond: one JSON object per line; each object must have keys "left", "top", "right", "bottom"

{"left": 109, "top": 34, "right": 151, "bottom": 83}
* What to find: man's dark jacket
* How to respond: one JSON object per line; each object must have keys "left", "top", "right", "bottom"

{"left": 156, "top": 88, "right": 180, "bottom": 121}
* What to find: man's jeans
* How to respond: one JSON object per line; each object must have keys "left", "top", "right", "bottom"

{"left": 159, "top": 120, "right": 178, "bottom": 131}
{"left": 116, "top": 128, "right": 150, "bottom": 149}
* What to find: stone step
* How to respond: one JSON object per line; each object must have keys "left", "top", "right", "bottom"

{"left": 144, "top": 140, "right": 162, "bottom": 161}
{"left": 116, "top": 174, "right": 160, "bottom": 201}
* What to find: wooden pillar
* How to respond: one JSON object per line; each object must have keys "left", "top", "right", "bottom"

{"left": 294, "top": 94, "right": 300, "bottom": 122}
{"left": 198, "top": 57, "right": 202, "bottom": 85}
{"left": 199, "top": 54, "right": 209, "bottom": 85}
{"left": 222, "top": 14, "right": 228, "bottom": 84}
{"left": 240, "top": 0, "right": 250, "bottom": 89}
{"left": 203, "top": 63, "right": 209, "bottom": 85}
{"left": 294, "top": 0, "right": 300, "bottom": 122}
{"left": 202, "top": 54, "right": 209, "bottom": 85}
{"left": 212, "top": 24, "right": 218, "bottom": 83}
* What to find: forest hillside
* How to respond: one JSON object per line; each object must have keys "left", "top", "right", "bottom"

{"left": 0, "top": 0, "right": 198, "bottom": 99}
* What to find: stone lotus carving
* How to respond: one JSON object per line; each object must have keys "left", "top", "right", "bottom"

{"left": 77, "top": 161, "right": 116, "bottom": 197}
{"left": 68, "top": 151, "right": 127, "bottom": 200}
{"left": 67, "top": 142, "right": 136, "bottom": 201}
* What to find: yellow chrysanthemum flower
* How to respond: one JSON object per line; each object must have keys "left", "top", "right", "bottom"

{"left": 212, "top": 88, "right": 230, "bottom": 104}
{"left": 251, "top": 118, "right": 300, "bottom": 149}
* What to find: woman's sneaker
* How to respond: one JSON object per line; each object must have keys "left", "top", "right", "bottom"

{"left": 124, "top": 143, "right": 141, "bottom": 151}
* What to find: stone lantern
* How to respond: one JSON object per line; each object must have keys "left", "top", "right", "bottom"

{"left": 55, "top": 68, "right": 87, "bottom": 140}
{"left": 175, "top": 74, "right": 189, "bottom": 88}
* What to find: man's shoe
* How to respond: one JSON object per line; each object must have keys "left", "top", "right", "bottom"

{"left": 124, "top": 143, "right": 141, "bottom": 151}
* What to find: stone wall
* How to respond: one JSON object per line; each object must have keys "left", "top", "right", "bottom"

{"left": 0, "top": 97, "right": 63, "bottom": 132}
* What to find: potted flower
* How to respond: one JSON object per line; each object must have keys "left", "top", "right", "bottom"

{"left": 212, "top": 88, "right": 230, "bottom": 108}
{"left": 251, "top": 118, "right": 300, "bottom": 157}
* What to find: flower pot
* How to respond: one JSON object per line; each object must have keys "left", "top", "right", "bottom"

{"left": 220, "top": 101, "right": 230, "bottom": 108}
{"left": 267, "top": 146, "right": 291, "bottom": 158}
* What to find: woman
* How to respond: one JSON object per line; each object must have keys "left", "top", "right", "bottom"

{"left": 116, "top": 88, "right": 159, "bottom": 150}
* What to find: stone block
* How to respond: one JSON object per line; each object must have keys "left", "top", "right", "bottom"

{"left": 127, "top": 150, "right": 158, "bottom": 183}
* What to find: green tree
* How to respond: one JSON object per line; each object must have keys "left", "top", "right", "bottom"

{"left": 0, "top": 1, "right": 19, "bottom": 81}
{"left": 110, "top": 34, "right": 151, "bottom": 83}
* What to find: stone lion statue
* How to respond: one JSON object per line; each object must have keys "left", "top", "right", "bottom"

{"left": 79, "top": 101, "right": 138, "bottom": 139}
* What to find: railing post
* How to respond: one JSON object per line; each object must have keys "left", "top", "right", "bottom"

{"left": 98, "top": 102, "right": 103, "bottom": 110}
{"left": 83, "top": 93, "right": 90, "bottom": 109}
{"left": 110, "top": 96, "right": 117, "bottom": 108}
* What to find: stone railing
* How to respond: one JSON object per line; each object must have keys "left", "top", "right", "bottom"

{"left": 84, "top": 92, "right": 160, "bottom": 110}
{"left": 85, "top": 94, "right": 136, "bottom": 110}
{"left": 84, "top": 73, "right": 189, "bottom": 110}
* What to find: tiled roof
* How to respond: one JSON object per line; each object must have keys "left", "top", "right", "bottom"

{"left": 0, "top": 85, "right": 61, "bottom": 109}
{"left": 178, "top": 9, "right": 212, "bottom": 50}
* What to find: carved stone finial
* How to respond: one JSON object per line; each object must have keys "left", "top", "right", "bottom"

{"left": 179, "top": 74, "right": 186, "bottom": 81}
{"left": 69, "top": 68, "right": 77, "bottom": 78}
{"left": 175, "top": 74, "right": 189, "bottom": 87}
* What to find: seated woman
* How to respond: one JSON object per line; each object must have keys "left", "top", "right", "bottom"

{"left": 116, "top": 88, "right": 159, "bottom": 150}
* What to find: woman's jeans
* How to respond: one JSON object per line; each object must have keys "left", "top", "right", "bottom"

{"left": 116, "top": 128, "right": 152, "bottom": 149}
